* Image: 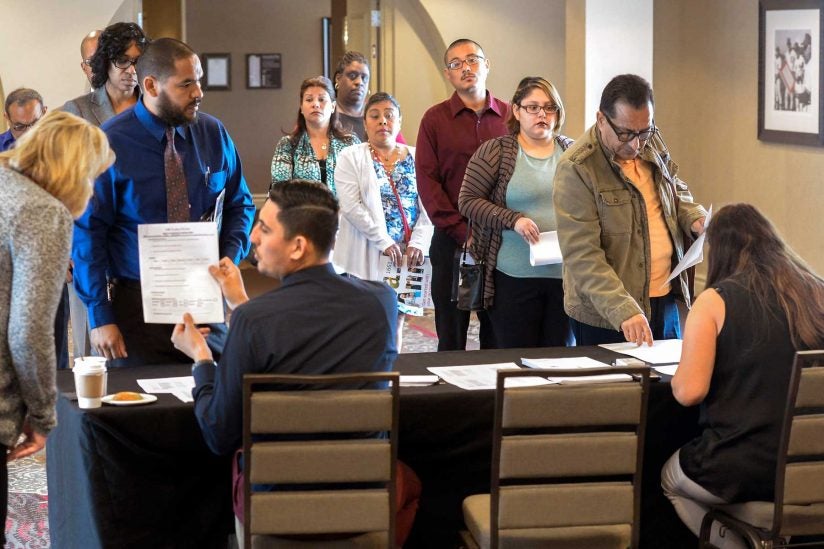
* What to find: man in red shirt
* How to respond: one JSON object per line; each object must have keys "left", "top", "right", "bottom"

{"left": 415, "top": 38, "right": 509, "bottom": 350}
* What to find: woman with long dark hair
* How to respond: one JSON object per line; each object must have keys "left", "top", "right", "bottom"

{"left": 270, "top": 76, "right": 358, "bottom": 195}
{"left": 662, "top": 203, "right": 824, "bottom": 547}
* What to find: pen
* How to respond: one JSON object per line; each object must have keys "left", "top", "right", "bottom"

{"left": 204, "top": 167, "right": 210, "bottom": 186}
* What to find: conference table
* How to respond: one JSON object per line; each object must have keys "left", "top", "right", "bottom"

{"left": 47, "top": 346, "right": 701, "bottom": 548}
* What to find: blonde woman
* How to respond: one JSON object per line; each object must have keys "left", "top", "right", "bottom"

{"left": 0, "top": 111, "right": 113, "bottom": 544}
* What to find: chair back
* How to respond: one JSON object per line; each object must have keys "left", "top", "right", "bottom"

{"left": 242, "top": 372, "right": 399, "bottom": 548}
{"left": 490, "top": 366, "right": 650, "bottom": 549}
{"left": 770, "top": 349, "right": 824, "bottom": 535}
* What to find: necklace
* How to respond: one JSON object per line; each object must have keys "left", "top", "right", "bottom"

{"left": 321, "top": 142, "right": 328, "bottom": 151}
{"left": 369, "top": 143, "right": 398, "bottom": 165}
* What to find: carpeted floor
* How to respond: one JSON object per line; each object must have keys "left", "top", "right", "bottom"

{"left": 4, "top": 306, "right": 480, "bottom": 547}
{"left": 5, "top": 452, "right": 48, "bottom": 548}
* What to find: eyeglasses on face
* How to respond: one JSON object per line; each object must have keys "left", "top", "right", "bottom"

{"left": 112, "top": 56, "right": 139, "bottom": 70}
{"left": 603, "top": 114, "right": 656, "bottom": 142}
{"left": 519, "top": 103, "right": 560, "bottom": 115}
{"left": 11, "top": 117, "right": 42, "bottom": 132}
{"left": 445, "top": 55, "right": 484, "bottom": 71}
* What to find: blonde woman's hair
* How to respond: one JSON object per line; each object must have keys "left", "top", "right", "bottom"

{"left": 0, "top": 110, "right": 114, "bottom": 218}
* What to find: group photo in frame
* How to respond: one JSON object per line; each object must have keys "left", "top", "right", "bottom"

{"left": 759, "top": 0, "right": 824, "bottom": 145}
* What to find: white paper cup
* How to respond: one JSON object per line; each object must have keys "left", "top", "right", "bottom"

{"left": 73, "top": 357, "right": 108, "bottom": 409}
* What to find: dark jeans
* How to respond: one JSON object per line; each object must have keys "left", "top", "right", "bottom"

{"left": 487, "top": 271, "right": 573, "bottom": 348}
{"left": 428, "top": 228, "right": 496, "bottom": 351}
{"left": 54, "top": 284, "right": 69, "bottom": 369}
{"left": 571, "top": 293, "right": 682, "bottom": 346}
{"left": 109, "top": 279, "right": 227, "bottom": 368}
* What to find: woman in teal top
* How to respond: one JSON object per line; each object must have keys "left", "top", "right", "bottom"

{"left": 270, "top": 76, "right": 358, "bottom": 195}
{"left": 459, "top": 76, "right": 573, "bottom": 348}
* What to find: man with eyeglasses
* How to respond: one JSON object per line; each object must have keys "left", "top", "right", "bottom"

{"left": 554, "top": 74, "right": 707, "bottom": 347}
{"left": 416, "top": 38, "right": 509, "bottom": 351}
{"left": 79, "top": 30, "right": 102, "bottom": 86}
{"left": 1, "top": 88, "right": 47, "bottom": 152}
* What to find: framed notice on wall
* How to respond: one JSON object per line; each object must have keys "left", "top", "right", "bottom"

{"left": 246, "top": 53, "right": 282, "bottom": 89}
{"left": 201, "top": 53, "right": 230, "bottom": 91}
{"left": 759, "top": 0, "right": 824, "bottom": 145}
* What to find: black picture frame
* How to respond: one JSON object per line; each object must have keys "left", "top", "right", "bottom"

{"left": 758, "top": 0, "right": 824, "bottom": 145}
{"left": 201, "top": 53, "right": 231, "bottom": 91}
{"left": 246, "top": 53, "right": 282, "bottom": 89}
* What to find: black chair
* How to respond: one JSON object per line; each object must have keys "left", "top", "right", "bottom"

{"left": 699, "top": 350, "right": 824, "bottom": 548}
{"left": 241, "top": 372, "right": 399, "bottom": 549}
{"left": 461, "top": 366, "right": 651, "bottom": 549}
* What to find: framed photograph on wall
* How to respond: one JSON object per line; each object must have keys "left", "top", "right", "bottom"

{"left": 759, "top": 0, "right": 824, "bottom": 145}
{"left": 201, "top": 53, "right": 230, "bottom": 91}
{"left": 246, "top": 53, "right": 282, "bottom": 89}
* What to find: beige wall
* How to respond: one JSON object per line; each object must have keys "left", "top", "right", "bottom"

{"left": 186, "top": 0, "right": 332, "bottom": 194}
{"left": 654, "top": 0, "right": 824, "bottom": 275}
{"left": 386, "top": 0, "right": 567, "bottom": 144}
{"left": 0, "top": 0, "right": 133, "bottom": 129}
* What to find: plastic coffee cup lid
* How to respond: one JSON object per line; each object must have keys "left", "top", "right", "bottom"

{"left": 73, "top": 357, "right": 107, "bottom": 374}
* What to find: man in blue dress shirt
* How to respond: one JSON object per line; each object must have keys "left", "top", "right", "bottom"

{"left": 73, "top": 37, "right": 255, "bottom": 367}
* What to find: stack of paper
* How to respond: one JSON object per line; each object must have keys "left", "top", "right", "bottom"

{"left": 521, "top": 357, "right": 633, "bottom": 384}
{"left": 399, "top": 375, "right": 439, "bottom": 387}
{"left": 599, "top": 339, "right": 682, "bottom": 365}
{"left": 426, "top": 363, "right": 551, "bottom": 390}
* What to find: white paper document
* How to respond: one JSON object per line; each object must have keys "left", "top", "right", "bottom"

{"left": 426, "top": 363, "right": 551, "bottom": 391}
{"left": 138, "top": 222, "right": 225, "bottom": 325}
{"left": 600, "top": 339, "right": 683, "bottom": 365}
{"left": 653, "top": 364, "right": 679, "bottom": 376}
{"left": 137, "top": 376, "right": 195, "bottom": 403}
{"left": 399, "top": 375, "right": 440, "bottom": 387}
{"left": 521, "top": 357, "right": 633, "bottom": 383}
{"left": 665, "top": 205, "right": 713, "bottom": 285}
{"left": 529, "top": 231, "right": 563, "bottom": 266}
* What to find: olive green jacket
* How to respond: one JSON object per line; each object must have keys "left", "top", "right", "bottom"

{"left": 553, "top": 125, "right": 707, "bottom": 330}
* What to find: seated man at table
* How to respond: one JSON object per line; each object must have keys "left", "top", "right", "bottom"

{"left": 171, "top": 179, "right": 419, "bottom": 545}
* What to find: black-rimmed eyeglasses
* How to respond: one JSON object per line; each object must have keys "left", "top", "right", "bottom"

{"left": 113, "top": 56, "right": 139, "bottom": 70}
{"left": 603, "top": 114, "right": 656, "bottom": 142}
{"left": 445, "top": 55, "right": 484, "bottom": 71}
{"left": 519, "top": 104, "right": 560, "bottom": 115}
{"left": 11, "top": 117, "right": 42, "bottom": 132}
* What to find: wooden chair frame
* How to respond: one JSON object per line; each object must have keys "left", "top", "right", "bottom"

{"left": 699, "top": 350, "right": 824, "bottom": 549}
{"left": 242, "top": 372, "right": 400, "bottom": 549}
{"left": 482, "top": 366, "right": 651, "bottom": 549}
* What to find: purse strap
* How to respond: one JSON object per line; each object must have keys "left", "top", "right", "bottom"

{"left": 371, "top": 145, "right": 412, "bottom": 244}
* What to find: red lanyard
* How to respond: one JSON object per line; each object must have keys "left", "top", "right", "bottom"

{"left": 371, "top": 146, "right": 412, "bottom": 243}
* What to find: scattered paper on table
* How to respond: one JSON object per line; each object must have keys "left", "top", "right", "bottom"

{"left": 138, "top": 376, "right": 195, "bottom": 402}
{"left": 521, "top": 357, "right": 611, "bottom": 369}
{"left": 138, "top": 222, "right": 225, "bottom": 324}
{"left": 400, "top": 375, "right": 440, "bottom": 387}
{"left": 665, "top": 205, "right": 712, "bottom": 286}
{"left": 529, "top": 231, "right": 563, "bottom": 266}
{"left": 426, "top": 363, "right": 551, "bottom": 390}
{"left": 653, "top": 364, "right": 679, "bottom": 376}
{"left": 521, "top": 356, "right": 633, "bottom": 383}
{"left": 600, "top": 339, "right": 683, "bottom": 365}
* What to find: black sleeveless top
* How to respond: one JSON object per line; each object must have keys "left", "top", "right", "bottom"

{"left": 679, "top": 275, "right": 795, "bottom": 502}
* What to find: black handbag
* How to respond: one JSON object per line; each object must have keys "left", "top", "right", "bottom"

{"left": 451, "top": 223, "right": 485, "bottom": 311}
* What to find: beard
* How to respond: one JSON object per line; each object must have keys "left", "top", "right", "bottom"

{"left": 157, "top": 89, "right": 200, "bottom": 127}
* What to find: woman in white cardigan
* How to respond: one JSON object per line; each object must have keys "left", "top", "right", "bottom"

{"left": 335, "top": 92, "right": 433, "bottom": 344}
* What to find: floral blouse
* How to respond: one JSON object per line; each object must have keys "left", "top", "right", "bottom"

{"left": 271, "top": 132, "right": 359, "bottom": 195}
{"left": 372, "top": 153, "right": 420, "bottom": 244}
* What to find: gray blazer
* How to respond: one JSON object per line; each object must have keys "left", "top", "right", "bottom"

{"left": 61, "top": 86, "right": 117, "bottom": 126}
